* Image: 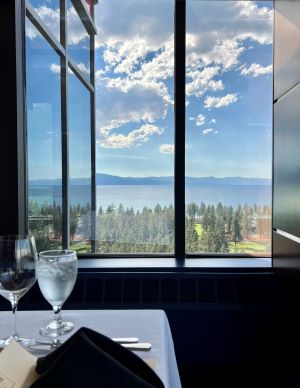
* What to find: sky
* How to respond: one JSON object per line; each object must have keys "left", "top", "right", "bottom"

{"left": 26, "top": 0, "right": 273, "bottom": 180}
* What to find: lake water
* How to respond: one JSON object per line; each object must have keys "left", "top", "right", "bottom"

{"left": 29, "top": 184, "right": 272, "bottom": 210}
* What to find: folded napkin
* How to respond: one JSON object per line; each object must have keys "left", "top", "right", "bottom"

{"left": 29, "top": 327, "right": 164, "bottom": 388}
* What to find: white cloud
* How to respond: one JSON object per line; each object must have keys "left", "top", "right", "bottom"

{"left": 77, "top": 63, "right": 90, "bottom": 74}
{"left": 67, "top": 6, "right": 90, "bottom": 45}
{"left": 95, "top": 0, "right": 174, "bottom": 49}
{"left": 99, "top": 124, "right": 163, "bottom": 148}
{"left": 159, "top": 144, "right": 189, "bottom": 153}
{"left": 96, "top": 76, "right": 170, "bottom": 135}
{"left": 240, "top": 63, "right": 272, "bottom": 77}
{"left": 160, "top": 144, "right": 174, "bottom": 154}
{"left": 210, "top": 118, "right": 216, "bottom": 124}
{"left": 50, "top": 63, "right": 60, "bottom": 74}
{"left": 186, "top": 1, "right": 272, "bottom": 69}
{"left": 26, "top": 6, "right": 59, "bottom": 40}
{"left": 50, "top": 63, "right": 89, "bottom": 76}
{"left": 196, "top": 114, "right": 206, "bottom": 126}
{"left": 202, "top": 128, "right": 214, "bottom": 135}
{"left": 204, "top": 93, "right": 238, "bottom": 109}
{"left": 186, "top": 66, "right": 224, "bottom": 97}
{"left": 26, "top": 5, "right": 89, "bottom": 46}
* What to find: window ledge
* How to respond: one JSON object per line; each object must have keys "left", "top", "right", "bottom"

{"left": 78, "top": 257, "right": 272, "bottom": 272}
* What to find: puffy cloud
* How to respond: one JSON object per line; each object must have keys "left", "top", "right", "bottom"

{"left": 240, "top": 63, "right": 272, "bottom": 77}
{"left": 160, "top": 144, "right": 174, "bottom": 154}
{"left": 67, "top": 6, "right": 90, "bottom": 45}
{"left": 98, "top": 124, "right": 163, "bottom": 148}
{"left": 196, "top": 114, "right": 206, "bottom": 126}
{"left": 26, "top": 4, "right": 89, "bottom": 46}
{"left": 202, "top": 128, "right": 214, "bottom": 135}
{"left": 26, "top": 6, "right": 59, "bottom": 40}
{"left": 96, "top": 76, "right": 170, "bottom": 135}
{"left": 186, "top": 66, "right": 224, "bottom": 97}
{"left": 186, "top": 1, "right": 272, "bottom": 69}
{"left": 95, "top": 0, "right": 174, "bottom": 49}
{"left": 204, "top": 93, "right": 238, "bottom": 109}
{"left": 50, "top": 63, "right": 60, "bottom": 74}
{"left": 50, "top": 63, "right": 89, "bottom": 75}
{"left": 210, "top": 118, "right": 216, "bottom": 124}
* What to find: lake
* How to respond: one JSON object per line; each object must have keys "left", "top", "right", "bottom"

{"left": 29, "top": 184, "right": 272, "bottom": 210}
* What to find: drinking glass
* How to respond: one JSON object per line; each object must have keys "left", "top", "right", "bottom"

{"left": 36, "top": 250, "right": 78, "bottom": 337}
{"left": 0, "top": 235, "right": 37, "bottom": 347}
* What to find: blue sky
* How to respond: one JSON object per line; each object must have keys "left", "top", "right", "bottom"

{"left": 26, "top": 0, "right": 273, "bottom": 180}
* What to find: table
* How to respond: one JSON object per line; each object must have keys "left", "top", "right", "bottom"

{"left": 0, "top": 310, "right": 181, "bottom": 388}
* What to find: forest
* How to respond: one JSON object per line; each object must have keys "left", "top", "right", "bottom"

{"left": 29, "top": 200, "right": 271, "bottom": 255}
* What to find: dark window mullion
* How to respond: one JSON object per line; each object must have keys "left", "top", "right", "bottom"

{"left": 174, "top": 0, "right": 186, "bottom": 262}
{"left": 61, "top": 0, "right": 69, "bottom": 249}
{"left": 90, "top": 33, "right": 96, "bottom": 252}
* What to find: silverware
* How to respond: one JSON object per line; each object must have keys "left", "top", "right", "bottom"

{"left": 28, "top": 337, "right": 140, "bottom": 351}
{"left": 121, "top": 342, "right": 152, "bottom": 351}
{"left": 112, "top": 337, "right": 139, "bottom": 344}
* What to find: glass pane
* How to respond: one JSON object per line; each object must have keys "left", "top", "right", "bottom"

{"left": 26, "top": 18, "right": 62, "bottom": 252}
{"left": 27, "top": 0, "right": 60, "bottom": 42}
{"left": 95, "top": 0, "right": 174, "bottom": 253}
{"left": 68, "top": 69, "right": 92, "bottom": 252}
{"left": 67, "top": 0, "right": 90, "bottom": 78}
{"left": 185, "top": 0, "right": 273, "bottom": 256}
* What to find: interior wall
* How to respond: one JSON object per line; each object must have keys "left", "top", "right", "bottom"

{"left": 273, "top": 0, "right": 300, "bottom": 268}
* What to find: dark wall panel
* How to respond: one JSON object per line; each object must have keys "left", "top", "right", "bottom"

{"left": 273, "top": 84, "right": 300, "bottom": 237}
{"left": 274, "top": 0, "right": 300, "bottom": 100}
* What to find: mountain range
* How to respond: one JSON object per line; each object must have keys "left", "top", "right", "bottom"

{"left": 29, "top": 173, "right": 271, "bottom": 186}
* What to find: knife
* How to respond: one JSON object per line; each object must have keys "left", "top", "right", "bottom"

{"left": 121, "top": 342, "right": 152, "bottom": 351}
{"left": 111, "top": 337, "right": 139, "bottom": 344}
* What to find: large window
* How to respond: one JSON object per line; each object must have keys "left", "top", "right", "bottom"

{"left": 26, "top": 0, "right": 95, "bottom": 253}
{"left": 185, "top": 1, "right": 273, "bottom": 256}
{"left": 25, "top": 0, "right": 273, "bottom": 259}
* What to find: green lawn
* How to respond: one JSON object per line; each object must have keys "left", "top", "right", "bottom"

{"left": 70, "top": 241, "right": 91, "bottom": 253}
{"left": 229, "top": 241, "right": 271, "bottom": 254}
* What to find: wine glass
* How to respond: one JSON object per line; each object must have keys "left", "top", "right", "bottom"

{"left": 0, "top": 235, "right": 37, "bottom": 347}
{"left": 36, "top": 250, "right": 78, "bottom": 337}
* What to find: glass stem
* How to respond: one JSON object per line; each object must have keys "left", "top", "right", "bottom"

{"left": 53, "top": 305, "right": 62, "bottom": 324}
{"left": 11, "top": 297, "right": 19, "bottom": 340}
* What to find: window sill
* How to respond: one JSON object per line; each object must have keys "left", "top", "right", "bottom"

{"left": 78, "top": 257, "right": 272, "bottom": 272}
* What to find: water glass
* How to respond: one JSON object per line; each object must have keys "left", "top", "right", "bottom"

{"left": 36, "top": 250, "right": 77, "bottom": 337}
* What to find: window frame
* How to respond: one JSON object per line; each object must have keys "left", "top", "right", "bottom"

{"left": 25, "top": 0, "right": 96, "bottom": 251}
{"left": 8, "top": 0, "right": 273, "bottom": 265}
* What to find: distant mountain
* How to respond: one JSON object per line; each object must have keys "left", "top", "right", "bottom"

{"left": 29, "top": 174, "right": 271, "bottom": 186}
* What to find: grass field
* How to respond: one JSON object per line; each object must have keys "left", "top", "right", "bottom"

{"left": 228, "top": 241, "right": 270, "bottom": 254}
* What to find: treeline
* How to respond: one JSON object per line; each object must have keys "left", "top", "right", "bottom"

{"left": 186, "top": 202, "right": 271, "bottom": 253}
{"left": 29, "top": 200, "right": 271, "bottom": 253}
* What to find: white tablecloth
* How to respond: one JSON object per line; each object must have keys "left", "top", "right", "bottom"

{"left": 0, "top": 310, "right": 181, "bottom": 388}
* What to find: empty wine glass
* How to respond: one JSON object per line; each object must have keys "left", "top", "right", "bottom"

{"left": 0, "top": 235, "right": 37, "bottom": 347}
{"left": 36, "top": 250, "right": 78, "bottom": 337}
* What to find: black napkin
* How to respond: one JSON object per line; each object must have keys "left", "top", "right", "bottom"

{"left": 29, "top": 327, "right": 164, "bottom": 388}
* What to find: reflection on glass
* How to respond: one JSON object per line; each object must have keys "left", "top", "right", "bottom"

{"left": 27, "top": 0, "right": 60, "bottom": 42}
{"left": 185, "top": 0, "right": 273, "bottom": 256}
{"left": 68, "top": 69, "right": 92, "bottom": 252}
{"left": 26, "top": 18, "right": 62, "bottom": 252}
{"left": 95, "top": 0, "right": 174, "bottom": 253}
{"left": 67, "top": 0, "right": 90, "bottom": 78}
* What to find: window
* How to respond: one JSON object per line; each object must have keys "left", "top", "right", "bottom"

{"left": 24, "top": 0, "right": 273, "bottom": 260}
{"left": 25, "top": 0, "right": 96, "bottom": 253}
